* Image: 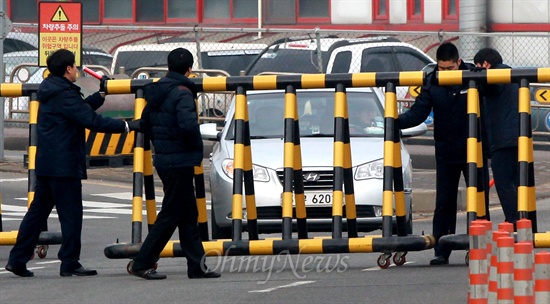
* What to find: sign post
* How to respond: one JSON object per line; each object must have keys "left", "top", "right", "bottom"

{"left": 38, "top": 2, "right": 82, "bottom": 67}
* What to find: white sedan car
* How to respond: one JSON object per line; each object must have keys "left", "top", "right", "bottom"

{"left": 202, "top": 87, "right": 427, "bottom": 239}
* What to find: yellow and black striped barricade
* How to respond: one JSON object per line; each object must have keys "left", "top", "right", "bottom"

{"left": 104, "top": 73, "right": 438, "bottom": 269}
{"left": 0, "top": 83, "right": 62, "bottom": 257}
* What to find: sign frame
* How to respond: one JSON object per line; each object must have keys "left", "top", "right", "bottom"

{"left": 38, "top": 1, "right": 83, "bottom": 67}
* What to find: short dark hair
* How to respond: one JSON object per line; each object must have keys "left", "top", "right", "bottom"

{"left": 436, "top": 42, "right": 459, "bottom": 62}
{"left": 473, "top": 48, "right": 503, "bottom": 66}
{"left": 46, "top": 49, "right": 75, "bottom": 77}
{"left": 167, "top": 48, "right": 194, "bottom": 74}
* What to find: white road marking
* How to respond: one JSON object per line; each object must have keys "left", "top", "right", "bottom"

{"left": 0, "top": 178, "right": 28, "bottom": 182}
{"left": 35, "top": 260, "right": 61, "bottom": 265}
{"left": 249, "top": 281, "right": 315, "bottom": 293}
{"left": 0, "top": 267, "right": 45, "bottom": 275}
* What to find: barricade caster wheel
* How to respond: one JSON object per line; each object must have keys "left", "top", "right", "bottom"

{"left": 465, "top": 251, "right": 469, "bottom": 266}
{"left": 377, "top": 253, "right": 392, "bottom": 269}
{"left": 37, "top": 245, "right": 48, "bottom": 259}
{"left": 392, "top": 252, "right": 407, "bottom": 266}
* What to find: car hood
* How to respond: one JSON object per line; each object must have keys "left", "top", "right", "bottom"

{"left": 222, "top": 137, "right": 404, "bottom": 170}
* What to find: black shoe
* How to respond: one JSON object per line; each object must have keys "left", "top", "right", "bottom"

{"left": 130, "top": 268, "right": 167, "bottom": 280}
{"left": 60, "top": 266, "right": 98, "bottom": 277}
{"left": 5, "top": 264, "right": 34, "bottom": 277}
{"left": 429, "top": 256, "right": 449, "bottom": 265}
{"left": 188, "top": 270, "right": 221, "bottom": 279}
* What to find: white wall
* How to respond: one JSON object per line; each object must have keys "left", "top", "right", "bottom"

{"left": 424, "top": 0, "right": 442, "bottom": 24}
{"left": 331, "top": 0, "right": 371, "bottom": 24}
{"left": 512, "top": 0, "right": 548, "bottom": 23}
{"left": 389, "top": 0, "right": 407, "bottom": 24}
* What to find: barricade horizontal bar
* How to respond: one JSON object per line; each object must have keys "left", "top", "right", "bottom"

{"left": 0, "top": 231, "right": 62, "bottom": 246}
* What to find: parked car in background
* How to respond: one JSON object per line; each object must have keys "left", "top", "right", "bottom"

{"left": 4, "top": 32, "right": 39, "bottom": 53}
{"left": 201, "top": 87, "right": 427, "bottom": 239}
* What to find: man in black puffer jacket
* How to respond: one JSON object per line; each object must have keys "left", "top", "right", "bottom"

{"left": 474, "top": 48, "right": 522, "bottom": 226}
{"left": 398, "top": 43, "right": 490, "bottom": 266}
{"left": 5, "top": 49, "right": 140, "bottom": 278}
{"left": 129, "top": 48, "right": 220, "bottom": 280}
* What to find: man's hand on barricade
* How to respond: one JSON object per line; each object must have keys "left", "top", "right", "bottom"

{"left": 126, "top": 119, "right": 143, "bottom": 133}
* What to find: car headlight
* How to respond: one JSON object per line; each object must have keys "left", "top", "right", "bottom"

{"left": 355, "top": 159, "right": 384, "bottom": 180}
{"left": 221, "top": 159, "right": 270, "bottom": 182}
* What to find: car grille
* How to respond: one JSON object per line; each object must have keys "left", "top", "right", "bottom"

{"left": 256, "top": 206, "right": 376, "bottom": 219}
{"left": 276, "top": 170, "right": 334, "bottom": 191}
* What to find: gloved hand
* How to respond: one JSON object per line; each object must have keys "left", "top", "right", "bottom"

{"left": 127, "top": 119, "right": 143, "bottom": 133}
{"left": 99, "top": 75, "right": 111, "bottom": 94}
{"left": 469, "top": 66, "right": 486, "bottom": 72}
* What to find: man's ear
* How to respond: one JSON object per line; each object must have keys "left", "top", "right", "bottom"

{"left": 457, "top": 58, "right": 462, "bottom": 66}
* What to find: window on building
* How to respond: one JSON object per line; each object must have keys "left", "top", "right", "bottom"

{"left": 373, "top": 0, "right": 389, "bottom": 21}
{"left": 104, "top": 0, "right": 132, "bottom": 20}
{"left": 167, "top": 0, "right": 196, "bottom": 19}
{"left": 204, "top": 0, "right": 230, "bottom": 19}
{"left": 75, "top": 0, "right": 100, "bottom": 23}
{"left": 264, "top": 0, "right": 296, "bottom": 24}
{"left": 136, "top": 0, "right": 164, "bottom": 22}
{"left": 11, "top": 0, "right": 37, "bottom": 23}
{"left": 234, "top": 0, "right": 257, "bottom": 19}
{"left": 443, "top": 0, "right": 458, "bottom": 20}
{"left": 298, "top": 0, "right": 328, "bottom": 18}
{"left": 407, "top": 0, "right": 423, "bottom": 21}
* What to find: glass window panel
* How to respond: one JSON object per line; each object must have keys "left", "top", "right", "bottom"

{"left": 378, "top": 0, "right": 387, "bottom": 15}
{"left": 204, "top": 0, "right": 230, "bottom": 19}
{"left": 234, "top": 0, "right": 257, "bottom": 18}
{"left": 414, "top": 0, "right": 421, "bottom": 15}
{"left": 75, "top": 0, "right": 100, "bottom": 23}
{"left": 448, "top": 0, "right": 456, "bottom": 15}
{"left": 264, "top": 0, "right": 296, "bottom": 24}
{"left": 168, "top": 0, "right": 196, "bottom": 18}
{"left": 299, "top": 0, "right": 328, "bottom": 18}
{"left": 136, "top": 0, "right": 164, "bottom": 22}
{"left": 104, "top": 0, "right": 132, "bottom": 19}
{"left": 11, "top": 0, "right": 37, "bottom": 23}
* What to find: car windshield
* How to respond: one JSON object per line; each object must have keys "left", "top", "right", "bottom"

{"left": 201, "top": 50, "right": 263, "bottom": 76}
{"left": 226, "top": 91, "right": 384, "bottom": 139}
{"left": 246, "top": 49, "right": 328, "bottom": 75}
{"left": 113, "top": 50, "right": 172, "bottom": 76}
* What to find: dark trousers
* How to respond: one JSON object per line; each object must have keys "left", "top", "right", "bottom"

{"left": 8, "top": 176, "right": 84, "bottom": 272}
{"left": 490, "top": 147, "right": 519, "bottom": 224}
{"left": 132, "top": 166, "right": 207, "bottom": 276}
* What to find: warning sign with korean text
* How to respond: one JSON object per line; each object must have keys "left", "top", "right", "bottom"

{"left": 39, "top": 2, "right": 82, "bottom": 67}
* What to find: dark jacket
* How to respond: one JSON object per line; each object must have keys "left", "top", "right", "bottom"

{"left": 140, "top": 71, "right": 203, "bottom": 168}
{"left": 479, "top": 63, "right": 519, "bottom": 154}
{"left": 36, "top": 75, "right": 126, "bottom": 179}
{"left": 398, "top": 61, "right": 473, "bottom": 164}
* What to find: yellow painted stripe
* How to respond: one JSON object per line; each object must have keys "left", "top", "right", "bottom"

{"left": 295, "top": 193, "right": 306, "bottom": 218}
{"left": 487, "top": 69, "right": 511, "bottom": 84}
{"left": 438, "top": 70, "right": 463, "bottom": 86}
{"left": 204, "top": 241, "right": 226, "bottom": 256}
{"left": 145, "top": 199, "right": 157, "bottom": 225}
{"left": 534, "top": 232, "right": 550, "bottom": 248}
{"left": 333, "top": 142, "right": 345, "bottom": 167}
{"left": 203, "top": 77, "right": 228, "bottom": 91}
{"left": 232, "top": 194, "right": 243, "bottom": 219}
{"left": 245, "top": 194, "right": 257, "bottom": 219}
{"left": 132, "top": 196, "right": 143, "bottom": 222}
{"left": 399, "top": 71, "right": 424, "bottom": 86}
{"left": 343, "top": 143, "right": 352, "bottom": 168}
{"left": 393, "top": 142, "right": 402, "bottom": 167}
{"left": 249, "top": 239, "right": 275, "bottom": 255}
{"left": 0, "top": 231, "right": 18, "bottom": 245}
{"left": 134, "top": 98, "right": 146, "bottom": 119}
{"left": 518, "top": 186, "right": 529, "bottom": 212}
{"left": 299, "top": 238, "right": 324, "bottom": 254}
{"left": 293, "top": 144, "right": 303, "bottom": 169}
{"left": 537, "top": 67, "right": 550, "bottom": 82}
{"left": 301, "top": 74, "right": 325, "bottom": 88}
{"left": 234, "top": 144, "right": 244, "bottom": 169}
{"left": 384, "top": 92, "right": 397, "bottom": 118}
{"left": 28, "top": 146, "right": 36, "bottom": 170}
{"left": 159, "top": 240, "right": 176, "bottom": 257}
{"left": 345, "top": 193, "right": 357, "bottom": 218}
{"left": 467, "top": 138, "right": 478, "bottom": 163}
{"left": 383, "top": 191, "right": 393, "bottom": 216}
{"left": 282, "top": 192, "right": 294, "bottom": 218}
{"left": 196, "top": 197, "right": 208, "bottom": 222}
{"left": 519, "top": 87, "right": 531, "bottom": 114}
{"left": 243, "top": 145, "right": 253, "bottom": 171}
{"left": 467, "top": 187, "right": 477, "bottom": 212}
{"left": 383, "top": 141, "right": 394, "bottom": 166}
{"left": 285, "top": 93, "right": 297, "bottom": 119}
{"left": 0, "top": 83, "right": 23, "bottom": 97}
{"left": 528, "top": 187, "right": 536, "bottom": 212}
{"left": 332, "top": 191, "right": 343, "bottom": 216}
{"left": 121, "top": 132, "right": 135, "bottom": 154}
{"left": 334, "top": 92, "right": 347, "bottom": 117}
{"left": 467, "top": 88, "right": 479, "bottom": 114}
{"left": 105, "top": 133, "right": 121, "bottom": 155}
{"left": 29, "top": 100, "right": 39, "bottom": 124}
{"left": 476, "top": 191, "right": 486, "bottom": 217}
{"left": 476, "top": 141, "right": 483, "bottom": 166}
{"left": 351, "top": 73, "right": 376, "bottom": 87}
{"left": 108, "top": 79, "right": 132, "bottom": 94}
{"left": 518, "top": 137, "right": 531, "bottom": 162}
{"left": 27, "top": 191, "right": 34, "bottom": 208}
{"left": 133, "top": 147, "right": 144, "bottom": 173}
{"left": 90, "top": 133, "right": 105, "bottom": 156}
{"left": 85, "top": 129, "right": 91, "bottom": 141}
{"left": 235, "top": 95, "right": 247, "bottom": 120}
{"left": 284, "top": 142, "right": 294, "bottom": 167}
{"left": 394, "top": 191, "right": 406, "bottom": 216}
{"left": 144, "top": 151, "right": 153, "bottom": 175}
{"left": 253, "top": 75, "right": 277, "bottom": 90}
{"left": 348, "top": 237, "right": 374, "bottom": 253}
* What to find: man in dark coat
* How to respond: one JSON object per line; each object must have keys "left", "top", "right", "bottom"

{"left": 398, "top": 42, "right": 489, "bottom": 265}
{"left": 474, "top": 48, "right": 520, "bottom": 225}
{"left": 129, "top": 48, "right": 220, "bottom": 280}
{"left": 5, "top": 49, "right": 140, "bottom": 277}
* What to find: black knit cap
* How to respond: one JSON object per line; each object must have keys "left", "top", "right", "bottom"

{"left": 167, "top": 47, "right": 194, "bottom": 75}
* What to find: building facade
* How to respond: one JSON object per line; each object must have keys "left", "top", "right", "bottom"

{"left": 4, "top": 0, "right": 550, "bottom": 32}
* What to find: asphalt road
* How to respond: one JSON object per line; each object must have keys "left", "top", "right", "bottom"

{"left": 1, "top": 165, "right": 549, "bottom": 303}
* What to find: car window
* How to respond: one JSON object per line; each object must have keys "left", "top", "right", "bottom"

{"left": 3, "top": 39, "right": 38, "bottom": 53}
{"left": 331, "top": 51, "right": 352, "bottom": 73}
{"left": 113, "top": 50, "right": 171, "bottom": 76}
{"left": 246, "top": 49, "right": 328, "bottom": 75}
{"left": 201, "top": 50, "right": 263, "bottom": 76}
{"left": 360, "top": 48, "right": 395, "bottom": 72}
{"left": 226, "top": 91, "right": 383, "bottom": 139}
{"left": 394, "top": 47, "right": 432, "bottom": 71}
{"left": 83, "top": 54, "right": 113, "bottom": 68}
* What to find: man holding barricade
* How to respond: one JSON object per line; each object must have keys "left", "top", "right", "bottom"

{"left": 397, "top": 42, "right": 490, "bottom": 265}
{"left": 4, "top": 49, "right": 141, "bottom": 277}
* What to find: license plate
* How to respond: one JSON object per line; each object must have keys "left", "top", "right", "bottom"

{"left": 305, "top": 192, "right": 333, "bottom": 206}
